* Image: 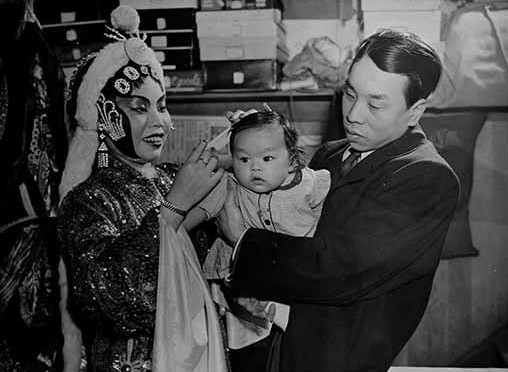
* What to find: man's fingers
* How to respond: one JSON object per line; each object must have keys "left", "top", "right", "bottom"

{"left": 266, "top": 303, "right": 276, "bottom": 322}
{"left": 257, "top": 300, "right": 269, "bottom": 308}
{"left": 236, "top": 297, "right": 275, "bottom": 320}
{"left": 236, "top": 297, "right": 251, "bottom": 308}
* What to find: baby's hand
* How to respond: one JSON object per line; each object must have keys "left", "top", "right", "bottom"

{"left": 236, "top": 297, "right": 276, "bottom": 322}
{"left": 224, "top": 103, "right": 272, "bottom": 124}
{"left": 225, "top": 109, "right": 258, "bottom": 124}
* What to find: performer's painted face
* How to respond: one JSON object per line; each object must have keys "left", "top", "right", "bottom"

{"left": 113, "top": 76, "right": 172, "bottom": 163}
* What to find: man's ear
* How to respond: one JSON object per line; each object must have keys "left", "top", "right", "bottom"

{"left": 408, "top": 98, "right": 427, "bottom": 127}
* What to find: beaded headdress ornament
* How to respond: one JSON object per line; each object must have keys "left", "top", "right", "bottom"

{"left": 59, "top": 5, "right": 164, "bottom": 200}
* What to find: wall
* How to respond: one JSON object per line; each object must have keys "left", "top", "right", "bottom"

{"left": 394, "top": 113, "right": 508, "bottom": 365}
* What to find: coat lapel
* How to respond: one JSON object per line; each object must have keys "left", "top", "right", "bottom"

{"left": 331, "top": 126, "right": 428, "bottom": 190}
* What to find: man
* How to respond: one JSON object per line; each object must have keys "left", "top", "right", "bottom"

{"left": 218, "top": 29, "right": 460, "bottom": 372}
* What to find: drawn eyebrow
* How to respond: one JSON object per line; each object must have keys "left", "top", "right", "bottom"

{"left": 126, "top": 94, "right": 166, "bottom": 105}
{"left": 128, "top": 95, "right": 149, "bottom": 105}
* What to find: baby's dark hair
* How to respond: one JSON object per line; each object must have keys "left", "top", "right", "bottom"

{"left": 229, "top": 111, "right": 304, "bottom": 170}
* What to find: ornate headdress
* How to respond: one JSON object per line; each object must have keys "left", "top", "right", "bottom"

{"left": 59, "top": 5, "right": 164, "bottom": 201}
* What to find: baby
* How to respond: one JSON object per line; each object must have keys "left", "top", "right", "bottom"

{"left": 200, "top": 110, "right": 331, "bottom": 353}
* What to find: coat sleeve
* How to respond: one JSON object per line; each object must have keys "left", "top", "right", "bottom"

{"left": 57, "top": 187, "right": 160, "bottom": 334}
{"left": 231, "top": 161, "right": 459, "bottom": 306}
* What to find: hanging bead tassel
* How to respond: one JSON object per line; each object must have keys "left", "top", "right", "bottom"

{"left": 97, "top": 134, "right": 109, "bottom": 168}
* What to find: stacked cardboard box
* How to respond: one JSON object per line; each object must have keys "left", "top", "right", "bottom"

{"left": 37, "top": 2, "right": 114, "bottom": 73}
{"left": 362, "top": 0, "right": 443, "bottom": 55}
{"left": 200, "top": 0, "right": 278, "bottom": 11}
{"left": 120, "top": 0, "right": 204, "bottom": 92}
{"left": 196, "top": 4, "right": 288, "bottom": 91}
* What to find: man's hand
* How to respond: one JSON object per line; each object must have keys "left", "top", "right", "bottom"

{"left": 236, "top": 297, "right": 276, "bottom": 322}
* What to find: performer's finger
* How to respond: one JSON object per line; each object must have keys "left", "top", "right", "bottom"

{"left": 262, "top": 102, "right": 273, "bottom": 112}
{"left": 185, "top": 140, "right": 207, "bottom": 163}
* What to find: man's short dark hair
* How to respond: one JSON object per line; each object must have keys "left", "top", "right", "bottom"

{"left": 351, "top": 29, "right": 442, "bottom": 107}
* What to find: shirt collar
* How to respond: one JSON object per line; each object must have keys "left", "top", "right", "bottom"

{"left": 342, "top": 146, "right": 374, "bottom": 162}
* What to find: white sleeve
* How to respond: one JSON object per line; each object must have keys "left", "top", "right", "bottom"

{"left": 309, "top": 168, "right": 331, "bottom": 209}
{"left": 197, "top": 173, "right": 228, "bottom": 219}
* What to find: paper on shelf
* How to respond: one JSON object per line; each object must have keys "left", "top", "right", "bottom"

{"left": 160, "top": 115, "right": 230, "bottom": 164}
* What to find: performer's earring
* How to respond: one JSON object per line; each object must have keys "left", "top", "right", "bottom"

{"left": 97, "top": 126, "right": 109, "bottom": 168}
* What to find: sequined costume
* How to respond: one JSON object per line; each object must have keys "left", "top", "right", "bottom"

{"left": 57, "top": 155, "right": 177, "bottom": 371}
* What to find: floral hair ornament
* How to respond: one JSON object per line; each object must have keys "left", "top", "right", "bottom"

{"left": 59, "top": 5, "right": 164, "bottom": 201}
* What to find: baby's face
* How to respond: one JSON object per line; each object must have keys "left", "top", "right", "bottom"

{"left": 232, "top": 125, "right": 292, "bottom": 194}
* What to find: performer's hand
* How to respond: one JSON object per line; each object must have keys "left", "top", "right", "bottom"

{"left": 168, "top": 140, "right": 224, "bottom": 211}
{"left": 236, "top": 297, "right": 276, "bottom": 322}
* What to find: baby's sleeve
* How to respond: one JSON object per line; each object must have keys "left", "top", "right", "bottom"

{"left": 197, "top": 172, "right": 228, "bottom": 219}
{"left": 309, "top": 168, "right": 331, "bottom": 209}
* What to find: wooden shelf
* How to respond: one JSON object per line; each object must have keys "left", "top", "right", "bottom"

{"left": 166, "top": 89, "right": 336, "bottom": 121}
{"left": 426, "top": 106, "right": 508, "bottom": 114}
{"left": 166, "top": 89, "right": 335, "bottom": 102}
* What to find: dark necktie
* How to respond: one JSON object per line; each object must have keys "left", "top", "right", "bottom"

{"left": 340, "top": 149, "right": 361, "bottom": 177}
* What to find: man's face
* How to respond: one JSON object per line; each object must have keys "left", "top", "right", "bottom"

{"left": 342, "top": 56, "right": 422, "bottom": 152}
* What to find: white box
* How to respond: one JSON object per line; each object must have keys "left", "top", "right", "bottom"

{"left": 197, "top": 20, "right": 285, "bottom": 39}
{"left": 283, "top": 18, "right": 360, "bottom": 61}
{"left": 119, "top": 0, "right": 198, "bottom": 9}
{"left": 363, "top": 10, "right": 442, "bottom": 44}
{"left": 196, "top": 9, "right": 282, "bottom": 23}
{"left": 199, "top": 37, "right": 288, "bottom": 62}
{"left": 361, "top": 0, "right": 440, "bottom": 12}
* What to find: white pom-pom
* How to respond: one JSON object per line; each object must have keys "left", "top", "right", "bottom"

{"left": 111, "top": 5, "right": 140, "bottom": 34}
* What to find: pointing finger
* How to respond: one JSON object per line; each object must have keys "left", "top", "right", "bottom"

{"left": 186, "top": 140, "right": 207, "bottom": 163}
